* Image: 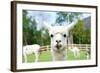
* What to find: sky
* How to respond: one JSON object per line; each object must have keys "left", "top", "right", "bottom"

{"left": 27, "top": 11, "right": 57, "bottom": 24}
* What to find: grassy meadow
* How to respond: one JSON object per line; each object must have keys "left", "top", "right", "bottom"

{"left": 23, "top": 48, "right": 90, "bottom": 63}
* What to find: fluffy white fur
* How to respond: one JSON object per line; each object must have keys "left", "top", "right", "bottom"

{"left": 44, "top": 20, "right": 77, "bottom": 61}
{"left": 68, "top": 47, "right": 80, "bottom": 58}
{"left": 23, "top": 44, "right": 40, "bottom": 62}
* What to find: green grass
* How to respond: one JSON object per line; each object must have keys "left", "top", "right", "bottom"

{"left": 67, "top": 49, "right": 88, "bottom": 60}
{"left": 39, "top": 51, "right": 52, "bottom": 62}
{"left": 23, "top": 49, "right": 90, "bottom": 63}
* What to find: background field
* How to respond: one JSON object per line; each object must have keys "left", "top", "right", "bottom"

{"left": 23, "top": 49, "right": 90, "bottom": 63}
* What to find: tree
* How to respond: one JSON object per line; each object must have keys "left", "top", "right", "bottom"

{"left": 23, "top": 10, "right": 37, "bottom": 45}
{"left": 23, "top": 10, "right": 50, "bottom": 46}
{"left": 23, "top": 10, "right": 30, "bottom": 45}
{"left": 70, "top": 20, "right": 91, "bottom": 44}
{"left": 56, "top": 12, "right": 81, "bottom": 25}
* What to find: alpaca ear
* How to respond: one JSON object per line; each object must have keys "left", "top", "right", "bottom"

{"left": 67, "top": 20, "right": 78, "bottom": 31}
{"left": 43, "top": 21, "right": 52, "bottom": 31}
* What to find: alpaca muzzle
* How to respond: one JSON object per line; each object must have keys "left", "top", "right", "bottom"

{"left": 56, "top": 44, "right": 62, "bottom": 49}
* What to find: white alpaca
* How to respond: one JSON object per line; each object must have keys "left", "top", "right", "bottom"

{"left": 43, "top": 20, "right": 78, "bottom": 61}
{"left": 23, "top": 44, "right": 40, "bottom": 62}
{"left": 69, "top": 46, "right": 80, "bottom": 58}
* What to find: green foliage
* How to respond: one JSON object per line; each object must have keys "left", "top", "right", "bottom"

{"left": 70, "top": 20, "right": 91, "bottom": 44}
{"left": 56, "top": 12, "right": 68, "bottom": 24}
{"left": 23, "top": 10, "right": 37, "bottom": 45}
{"left": 56, "top": 12, "right": 81, "bottom": 24}
{"left": 23, "top": 10, "right": 50, "bottom": 46}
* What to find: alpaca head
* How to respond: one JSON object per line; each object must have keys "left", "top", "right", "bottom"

{"left": 43, "top": 21, "right": 77, "bottom": 51}
{"left": 49, "top": 26, "right": 68, "bottom": 51}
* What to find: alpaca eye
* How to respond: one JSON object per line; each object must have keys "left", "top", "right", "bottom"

{"left": 63, "top": 34, "right": 66, "bottom": 37}
{"left": 50, "top": 34, "right": 54, "bottom": 37}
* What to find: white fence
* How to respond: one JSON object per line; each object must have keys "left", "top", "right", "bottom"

{"left": 40, "top": 44, "right": 91, "bottom": 52}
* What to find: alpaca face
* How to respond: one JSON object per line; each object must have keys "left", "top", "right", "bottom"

{"left": 49, "top": 26, "right": 68, "bottom": 51}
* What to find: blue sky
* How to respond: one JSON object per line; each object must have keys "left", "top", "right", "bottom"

{"left": 27, "top": 11, "right": 57, "bottom": 24}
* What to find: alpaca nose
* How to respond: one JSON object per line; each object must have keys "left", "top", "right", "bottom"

{"left": 56, "top": 40, "right": 61, "bottom": 43}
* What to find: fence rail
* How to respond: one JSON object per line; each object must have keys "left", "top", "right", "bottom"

{"left": 40, "top": 44, "right": 91, "bottom": 51}
{"left": 67, "top": 44, "right": 91, "bottom": 49}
